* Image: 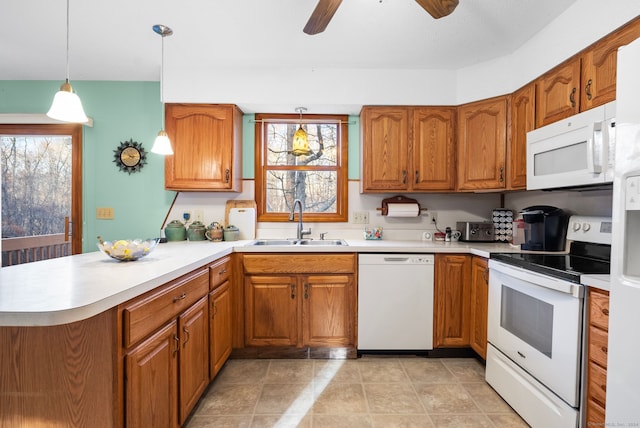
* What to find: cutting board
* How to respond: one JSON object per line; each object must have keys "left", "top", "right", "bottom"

{"left": 225, "top": 200, "right": 256, "bottom": 240}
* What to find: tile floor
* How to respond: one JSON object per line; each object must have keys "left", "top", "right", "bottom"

{"left": 185, "top": 357, "right": 530, "bottom": 428}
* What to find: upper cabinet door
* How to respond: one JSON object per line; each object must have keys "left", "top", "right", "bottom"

{"left": 581, "top": 18, "right": 640, "bottom": 111}
{"left": 360, "top": 106, "right": 410, "bottom": 192}
{"left": 165, "top": 104, "right": 243, "bottom": 192}
{"left": 535, "top": 57, "right": 581, "bottom": 128}
{"left": 457, "top": 97, "right": 507, "bottom": 191}
{"left": 509, "top": 83, "right": 535, "bottom": 190}
{"left": 412, "top": 107, "right": 456, "bottom": 191}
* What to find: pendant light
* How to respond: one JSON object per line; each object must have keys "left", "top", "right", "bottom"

{"left": 47, "top": 0, "right": 88, "bottom": 123}
{"left": 292, "top": 107, "right": 311, "bottom": 156}
{"left": 151, "top": 24, "right": 173, "bottom": 155}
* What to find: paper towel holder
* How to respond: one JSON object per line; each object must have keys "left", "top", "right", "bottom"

{"left": 377, "top": 195, "right": 425, "bottom": 216}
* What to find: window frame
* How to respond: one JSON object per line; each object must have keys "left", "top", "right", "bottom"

{"left": 254, "top": 113, "right": 348, "bottom": 222}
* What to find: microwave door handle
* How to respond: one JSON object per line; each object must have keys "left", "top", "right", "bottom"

{"left": 586, "top": 122, "right": 603, "bottom": 174}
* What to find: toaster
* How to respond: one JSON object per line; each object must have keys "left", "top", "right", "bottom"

{"left": 456, "top": 221, "right": 495, "bottom": 242}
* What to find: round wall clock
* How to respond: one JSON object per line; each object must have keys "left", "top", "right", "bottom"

{"left": 113, "top": 139, "right": 147, "bottom": 174}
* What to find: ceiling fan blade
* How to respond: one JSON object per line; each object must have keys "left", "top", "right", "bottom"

{"left": 303, "top": 0, "right": 343, "bottom": 35}
{"left": 415, "top": 0, "right": 459, "bottom": 19}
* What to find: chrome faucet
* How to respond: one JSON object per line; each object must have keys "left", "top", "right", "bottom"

{"left": 289, "top": 199, "right": 311, "bottom": 240}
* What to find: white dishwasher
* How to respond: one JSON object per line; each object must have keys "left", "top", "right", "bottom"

{"left": 358, "top": 254, "right": 434, "bottom": 352}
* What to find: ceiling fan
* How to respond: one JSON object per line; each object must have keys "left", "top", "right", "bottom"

{"left": 303, "top": 0, "right": 460, "bottom": 35}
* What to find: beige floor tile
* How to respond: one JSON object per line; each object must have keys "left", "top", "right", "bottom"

{"left": 462, "top": 382, "right": 514, "bottom": 413}
{"left": 371, "top": 414, "right": 435, "bottom": 428}
{"left": 313, "top": 382, "right": 368, "bottom": 414}
{"left": 314, "top": 359, "right": 362, "bottom": 383}
{"left": 401, "top": 359, "right": 457, "bottom": 384}
{"left": 487, "top": 413, "right": 531, "bottom": 427}
{"left": 254, "top": 383, "right": 314, "bottom": 415}
{"left": 250, "top": 413, "right": 312, "bottom": 427}
{"left": 440, "top": 358, "right": 486, "bottom": 382}
{"left": 215, "top": 359, "right": 270, "bottom": 385}
{"left": 184, "top": 415, "right": 252, "bottom": 428}
{"left": 359, "top": 359, "right": 409, "bottom": 383}
{"left": 266, "top": 359, "right": 314, "bottom": 383}
{"left": 429, "top": 414, "right": 494, "bottom": 428}
{"left": 197, "top": 384, "right": 262, "bottom": 415}
{"left": 312, "top": 414, "right": 373, "bottom": 428}
{"left": 364, "top": 383, "right": 425, "bottom": 414}
{"left": 414, "top": 383, "right": 480, "bottom": 414}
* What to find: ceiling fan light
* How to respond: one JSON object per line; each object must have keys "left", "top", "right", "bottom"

{"left": 46, "top": 80, "right": 89, "bottom": 123}
{"left": 151, "top": 130, "right": 173, "bottom": 155}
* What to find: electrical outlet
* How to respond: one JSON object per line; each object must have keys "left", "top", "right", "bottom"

{"left": 430, "top": 211, "right": 438, "bottom": 224}
{"left": 352, "top": 211, "right": 370, "bottom": 224}
{"left": 422, "top": 231, "right": 433, "bottom": 241}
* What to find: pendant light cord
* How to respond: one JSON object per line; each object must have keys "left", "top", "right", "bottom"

{"left": 65, "top": 0, "right": 70, "bottom": 82}
{"left": 160, "top": 33, "right": 165, "bottom": 129}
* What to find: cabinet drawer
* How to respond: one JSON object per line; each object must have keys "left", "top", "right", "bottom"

{"left": 588, "top": 361, "right": 607, "bottom": 407}
{"left": 123, "top": 268, "right": 209, "bottom": 348}
{"left": 210, "top": 256, "right": 231, "bottom": 289}
{"left": 590, "top": 289, "right": 610, "bottom": 331}
{"left": 589, "top": 325, "right": 609, "bottom": 368}
{"left": 243, "top": 254, "right": 356, "bottom": 274}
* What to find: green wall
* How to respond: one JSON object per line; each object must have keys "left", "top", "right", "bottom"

{"left": 0, "top": 81, "right": 362, "bottom": 252}
{"left": 0, "top": 81, "right": 175, "bottom": 252}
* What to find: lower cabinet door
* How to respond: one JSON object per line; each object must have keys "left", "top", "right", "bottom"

{"left": 210, "top": 280, "right": 233, "bottom": 378}
{"left": 303, "top": 275, "right": 354, "bottom": 347}
{"left": 125, "top": 320, "right": 179, "bottom": 428}
{"left": 178, "top": 296, "right": 210, "bottom": 424}
{"left": 245, "top": 275, "right": 298, "bottom": 346}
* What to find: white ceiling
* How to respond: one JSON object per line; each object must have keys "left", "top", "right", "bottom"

{"left": 1, "top": 0, "right": 580, "bottom": 82}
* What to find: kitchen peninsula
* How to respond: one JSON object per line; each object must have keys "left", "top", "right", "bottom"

{"left": 1, "top": 239, "right": 516, "bottom": 427}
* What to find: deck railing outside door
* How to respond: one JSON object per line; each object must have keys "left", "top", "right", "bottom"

{"left": 2, "top": 234, "right": 71, "bottom": 266}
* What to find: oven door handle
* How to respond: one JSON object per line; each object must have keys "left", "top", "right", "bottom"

{"left": 490, "top": 261, "right": 583, "bottom": 298}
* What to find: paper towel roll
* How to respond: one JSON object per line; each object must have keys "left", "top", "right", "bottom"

{"left": 386, "top": 203, "right": 420, "bottom": 217}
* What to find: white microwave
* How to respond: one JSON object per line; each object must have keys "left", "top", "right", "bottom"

{"left": 527, "top": 101, "right": 616, "bottom": 190}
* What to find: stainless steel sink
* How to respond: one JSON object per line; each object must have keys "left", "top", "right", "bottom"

{"left": 297, "top": 239, "right": 348, "bottom": 246}
{"left": 248, "top": 239, "right": 348, "bottom": 246}
{"left": 249, "top": 239, "right": 297, "bottom": 246}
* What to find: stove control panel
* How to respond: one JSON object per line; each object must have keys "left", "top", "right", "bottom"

{"left": 567, "top": 215, "right": 612, "bottom": 245}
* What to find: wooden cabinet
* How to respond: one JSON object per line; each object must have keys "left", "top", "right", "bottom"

{"left": 469, "top": 256, "right": 489, "bottom": 359}
{"left": 581, "top": 18, "right": 640, "bottom": 111}
{"left": 121, "top": 267, "right": 210, "bottom": 427}
{"left": 434, "top": 254, "right": 471, "bottom": 347}
{"left": 457, "top": 97, "right": 507, "bottom": 191}
{"left": 360, "top": 106, "right": 456, "bottom": 192}
{"left": 125, "top": 321, "right": 179, "bottom": 428}
{"left": 509, "top": 83, "right": 535, "bottom": 190}
{"left": 242, "top": 254, "right": 356, "bottom": 351}
{"left": 535, "top": 57, "right": 582, "bottom": 128}
{"left": 164, "top": 103, "right": 243, "bottom": 192}
{"left": 177, "top": 296, "right": 209, "bottom": 425}
{"left": 537, "top": 18, "right": 640, "bottom": 127}
{"left": 585, "top": 288, "right": 610, "bottom": 426}
{"left": 209, "top": 257, "right": 233, "bottom": 379}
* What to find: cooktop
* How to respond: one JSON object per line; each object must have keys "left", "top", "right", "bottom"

{"left": 491, "top": 215, "right": 612, "bottom": 283}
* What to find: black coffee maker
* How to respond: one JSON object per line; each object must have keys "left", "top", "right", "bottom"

{"left": 520, "top": 205, "right": 569, "bottom": 251}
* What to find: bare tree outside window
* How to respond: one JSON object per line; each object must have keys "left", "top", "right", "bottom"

{"left": 255, "top": 114, "right": 348, "bottom": 223}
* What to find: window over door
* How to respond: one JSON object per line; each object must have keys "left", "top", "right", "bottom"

{"left": 255, "top": 114, "right": 348, "bottom": 222}
{"left": 0, "top": 124, "right": 82, "bottom": 266}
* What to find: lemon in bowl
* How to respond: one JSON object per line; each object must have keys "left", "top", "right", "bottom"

{"left": 97, "top": 237, "right": 160, "bottom": 261}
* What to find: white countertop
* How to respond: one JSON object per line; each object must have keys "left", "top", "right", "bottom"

{"left": 582, "top": 274, "right": 611, "bottom": 291}
{"left": 0, "top": 238, "right": 522, "bottom": 327}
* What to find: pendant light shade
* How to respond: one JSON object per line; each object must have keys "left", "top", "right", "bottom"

{"left": 47, "top": 0, "right": 88, "bottom": 124}
{"left": 152, "top": 130, "right": 173, "bottom": 155}
{"left": 292, "top": 107, "right": 311, "bottom": 156}
{"left": 151, "top": 24, "right": 173, "bottom": 155}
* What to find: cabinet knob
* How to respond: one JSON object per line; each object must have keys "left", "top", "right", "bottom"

{"left": 304, "top": 283, "right": 309, "bottom": 299}
{"left": 602, "top": 308, "right": 609, "bottom": 316}
{"left": 173, "top": 335, "right": 180, "bottom": 357}
{"left": 173, "top": 292, "right": 187, "bottom": 303}
{"left": 290, "top": 284, "right": 296, "bottom": 299}
{"left": 585, "top": 79, "right": 593, "bottom": 101}
{"left": 225, "top": 169, "right": 230, "bottom": 183}
{"left": 499, "top": 166, "right": 504, "bottom": 182}
{"left": 415, "top": 170, "right": 419, "bottom": 184}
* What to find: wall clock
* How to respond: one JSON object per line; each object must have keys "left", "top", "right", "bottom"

{"left": 113, "top": 139, "right": 147, "bottom": 174}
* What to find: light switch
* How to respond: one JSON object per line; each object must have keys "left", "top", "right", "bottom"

{"left": 96, "top": 207, "right": 114, "bottom": 219}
